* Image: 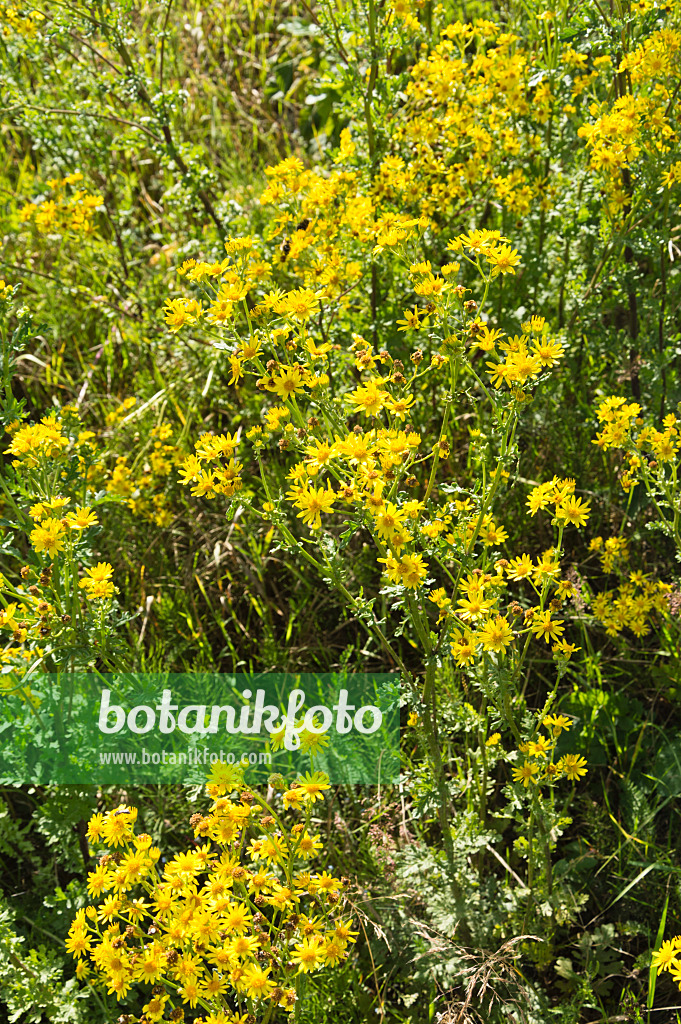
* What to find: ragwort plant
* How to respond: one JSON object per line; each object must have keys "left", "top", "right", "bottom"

{"left": 0, "top": 282, "right": 125, "bottom": 683}
{"left": 3, "top": 0, "right": 680, "bottom": 1017}
{"left": 67, "top": 762, "right": 356, "bottom": 1022}
{"left": 164, "top": 213, "right": 594, "bottom": 930}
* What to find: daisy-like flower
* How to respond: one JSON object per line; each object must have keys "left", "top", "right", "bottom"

{"left": 556, "top": 495, "right": 591, "bottom": 528}
{"left": 397, "top": 305, "right": 426, "bottom": 331}
{"left": 267, "top": 364, "right": 307, "bottom": 400}
{"left": 282, "top": 287, "right": 320, "bottom": 322}
{"left": 291, "top": 936, "right": 325, "bottom": 973}
{"left": 207, "top": 760, "right": 244, "bottom": 793}
{"left": 559, "top": 754, "right": 588, "bottom": 780}
{"left": 527, "top": 735, "right": 553, "bottom": 758}
{"left": 295, "top": 771, "right": 331, "bottom": 803}
{"left": 347, "top": 380, "right": 387, "bottom": 417}
{"left": 487, "top": 243, "right": 521, "bottom": 275}
{"left": 294, "top": 482, "right": 336, "bottom": 530}
{"left": 66, "top": 505, "right": 98, "bottom": 529}
{"left": 530, "top": 610, "right": 565, "bottom": 643}
{"left": 651, "top": 937, "right": 681, "bottom": 975}
{"left": 511, "top": 760, "right": 540, "bottom": 787}
{"left": 543, "top": 714, "right": 572, "bottom": 737}
{"left": 507, "top": 553, "right": 534, "bottom": 580}
{"left": 477, "top": 615, "right": 514, "bottom": 653}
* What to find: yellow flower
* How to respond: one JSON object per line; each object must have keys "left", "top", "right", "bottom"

{"left": 527, "top": 484, "right": 554, "bottom": 515}
{"left": 283, "top": 786, "right": 305, "bottom": 811}
{"left": 84, "top": 562, "right": 114, "bottom": 582}
{"left": 303, "top": 440, "right": 336, "bottom": 474}
{"left": 86, "top": 813, "right": 105, "bottom": 843}
{"left": 178, "top": 975, "right": 203, "bottom": 1008}
{"left": 397, "top": 306, "right": 426, "bottom": 331}
{"left": 477, "top": 615, "right": 514, "bottom": 653}
{"left": 30, "top": 517, "right": 66, "bottom": 558}
{"left": 190, "top": 469, "right": 217, "bottom": 498}
{"left": 133, "top": 946, "right": 164, "bottom": 983}
{"left": 543, "top": 714, "right": 572, "bottom": 737}
{"left": 511, "top": 760, "right": 540, "bottom": 787}
{"left": 507, "top": 553, "right": 534, "bottom": 580}
{"left": 267, "top": 365, "right": 306, "bottom": 400}
{"left": 559, "top": 754, "right": 588, "bottom": 780}
{"left": 163, "top": 297, "right": 197, "bottom": 332}
{"left": 479, "top": 520, "right": 508, "bottom": 545}
{"left": 378, "top": 553, "right": 429, "bottom": 588}
{"left": 291, "top": 936, "right": 325, "bottom": 973}
{"left": 295, "top": 831, "right": 324, "bottom": 859}
{"left": 296, "top": 771, "right": 331, "bottom": 803}
{"left": 527, "top": 735, "right": 553, "bottom": 758}
{"left": 65, "top": 924, "right": 91, "bottom": 959}
{"left": 532, "top": 336, "right": 565, "bottom": 366}
{"left": 552, "top": 639, "right": 581, "bottom": 659}
{"left": 385, "top": 394, "right": 416, "bottom": 419}
{"left": 282, "top": 287, "right": 320, "bottom": 321}
{"left": 143, "top": 994, "right": 168, "bottom": 1021}
{"left": 66, "top": 506, "right": 98, "bottom": 529}
{"left": 373, "top": 502, "right": 407, "bottom": 540}
{"left": 556, "top": 495, "right": 591, "bottom": 528}
{"left": 530, "top": 610, "right": 565, "bottom": 644}
{"left": 652, "top": 938, "right": 681, "bottom": 975}
{"left": 207, "top": 760, "right": 244, "bottom": 793}
{"left": 299, "top": 726, "right": 330, "bottom": 756}
{"left": 347, "top": 381, "right": 387, "bottom": 417}
{"left": 294, "top": 482, "right": 336, "bottom": 530}
{"left": 323, "top": 937, "right": 348, "bottom": 967}
{"left": 100, "top": 805, "right": 136, "bottom": 847}
{"left": 79, "top": 562, "right": 115, "bottom": 600}
{"left": 228, "top": 355, "right": 243, "bottom": 385}
{"left": 450, "top": 629, "right": 478, "bottom": 666}
{"left": 487, "top": 243, "right": 521, "bottom": 275}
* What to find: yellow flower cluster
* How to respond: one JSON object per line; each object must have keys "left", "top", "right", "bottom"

{"left": 5, "top": 414, "right": 109, "bottom": 562}
{"left": 19, "top": 173, "right": 103, "bottom": 235}
{"left": 179, "top": 431, "right": 243, "bottom": 501}
{"left": 79, "top": 562, "right": 115, "bottom": 601}
{"left": 594, "top": 396, "right": 680, "bottom": 492}
{"left": 590, "top": 578, "right": 672, "bottom": 638}
{"left": 394, "top": 9, "right": 680, "bottom": 227}
{"left": 6, "top": 413, "right": 72, "bottom": 466}
{"left": 588, "top": 534, "right": 629, "bottom": 574}
{"left": 266, "top": 0, "right": 675, "bottom": 248}
{"left": 0, "top": 406, "right": 119, "bottom": 670}
{"left": 511, "top": 714, "right": 588, "bottom": 787}
{"left": 0, "top": 592, "right": 46, "bottom": 667}
{"left": 167, "top": 216, "right": 592, "bottom": 682}
{"left": 27, "top": 498, "right": 99, "bottom": 558}
{"left": 439, "top": 549, "right": 581, "bottom": 666}
{"left": 103, "top": 422, "right": 185, "bottom": 527}
{"left": 587, "top": 537, "right": 674, "bottom": 638}
{"left": 577, "top": 27, "right": 680, "bottom": 217}
{"left": 483, "top": 315, "right": 565, "bottom": 393}
{"left": 0, "top": 1, "right": 44, "bottom": 37}
{"left": 526, "top": 476, "right": 591, "bottom": 528}
{"left": 67, "top": 766, "right": 356, "bottom": 1020}
{"left": 392, "top": 23, "right": 544, "bottom": 220}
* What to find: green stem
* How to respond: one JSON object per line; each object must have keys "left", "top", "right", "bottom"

{"left": 422, "top": 657, "right": 457, "bottom": 879}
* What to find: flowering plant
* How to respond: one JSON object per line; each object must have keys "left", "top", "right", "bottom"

{"left": 68, "top": 765, "right": 355, "bottom": 1022}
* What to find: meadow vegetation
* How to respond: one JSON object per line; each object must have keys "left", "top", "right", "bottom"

{"left": 1, "top": 0, "right": 681, "bottom": 1020}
